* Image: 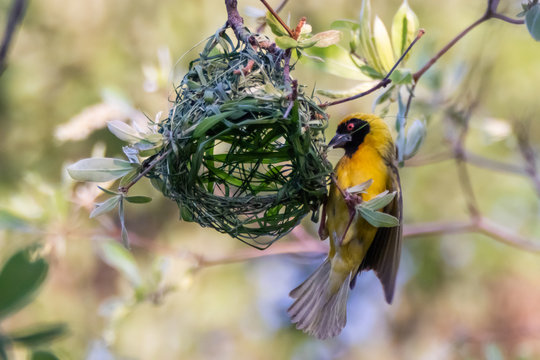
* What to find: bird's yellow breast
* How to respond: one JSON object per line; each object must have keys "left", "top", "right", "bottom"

{"left": 326, "top": 143, "right": 389, "bottom": 265}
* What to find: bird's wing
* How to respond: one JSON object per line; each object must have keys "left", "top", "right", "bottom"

{"left": 359, "top": 156, "right": 402, "bottom": 304}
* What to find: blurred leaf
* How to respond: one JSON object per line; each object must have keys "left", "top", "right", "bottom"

{"left": 389, "top": 68, "right": 412, "bottom": 84}
{"left": 67, "top": 158, "right": 135, "bottom": 182}
{"left": 0, "top": 246, "right": 48, "bottom": 320}
{"left": 118, "top": 199, "right": 130, "bottom": 249}
{"left": 311, "top": 30, "right": 342, "bottom": 48}
{"left": 100, "top": 240, "right": 141, "bottom": 286}
{"left": 404, "top": 119, "right": 426, "bottom": 160}
{"left": 124, "top": 196, "right": 152, "bottom": 204}
{"left": 0, "top": 210, "right": 32, "bottom": 231}
{"left": 30, "top": 350, "right": 60, "bottom": 360}
{"left": 107, "top": 120, "right": 142, "bottom": 143}
{"left": 265, "top": 12, "right": 289, "bottom": 37}
{"left": 0, "top": 342, "right": 6, "bottom": 360}
{"left": 317, "top": 81, "right": 377, "bottom": 99}
{"left": 331, "top": 19, "right": 359, "bottom": 31}
{"left": 373, "top": 16, "right": 395, "bottom": 73}
{"left": 357, "top": 206, "right": 399, "bottom": 227}
{"left": 275, "top": 36, "right": 299, "bottom": 49}
{"left": 9, "top": 323, "right": 67, "bottom": 347}
{"left": 90, "top": 195, "right": 121, "bottom": 218}
{"left": 484, "top": 343, "right": 504, "bottom": 360}
{"left": 303, "top": 45, "right": 369, "bottom": 80}
{"left": 360, "top": 65, "right": 384, "bottom": 79}
{"left": 372, "top": 84, "right": 394, "bottom": 112}
{"left": 391, "top": 0, "right": 420, "bottom": 58}
{"left": 362, "top": 191, "right": 396, "bottom": 211}
{"left": 526, "top": 4, "right": 540, "bottom": 41}
{"left": 359, "top": 0, "right": 384, "bottom": 73}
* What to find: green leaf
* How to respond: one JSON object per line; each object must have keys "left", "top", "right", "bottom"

{"left": 391, "top": 0, "right": 420, "bottom": 58}
{"left": 9, "top": 323, "right": 67, "bottom": 347}
{"left": 0, "top": 246, "right": 48, "bottom": 319}
{"left": 67, "top": 158, "right": 135, "bottom": 182}
{"left": 310, "top": 30, "right": 342, "bottom": 48}
{"left": 526, "top": 4, "right": 540, "bottom": 41}
{"left": 389, "top": 68, "right": 413, "bottom": 84}
{"left": 31, "top": 350, "right": 60, "bottom": 360}
{"left": 99, "top": 240, "right": 141, "bottom": 286}
{"left": 358, "top": 0, "right": 384, "bottom": 73}
{"left": 275, "top": 36, "right": 299, "bottom": 49}
{"left": 98, "top": 186, "right": 119, "bottom": 196}
{"left": 404, "top": 119, "right": 426, "bottom": 160}
{"left": 0, "top": 342, "right": 7, "bottom": 360}
{"left": 118, "top": 168, "right": 139, "bottom": 188}
{"left": 124, "top": 196, "right": 152, "bottom": 204}
{"left": 192, "top": 111, "right": 236, "bottom": 138}
{"left": 360, "top": 65, "right": 384, "bottom": 79}
{"left": 372, "top": 16, "right": 395, "bottom": 73}
{"left": 90, "top": 195, "right": 121, "bottom": 218}
{"left": 303, "top": 45, "right": 370, "bottom": 80}
{"left": 331, "top": 19, "right": 359, "bottom": 31}
{"left": 362, "top": 191, "right": 397, "bottom": 211}
{"left": 107, "top": 120, "right": 142, "bottom": 143}
{"left": 372, "top": 84, "right": 394, "bottom": 112}
{"left": 265, "top": 11, "right": 289, "bottom": 37}
{"left": 0, "top": 209, "right": 32, "bottom": 232}
{"left": 357, "top": 206, "right": 399, "bottom": 227}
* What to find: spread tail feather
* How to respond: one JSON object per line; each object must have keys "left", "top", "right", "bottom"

{"left": 287, "top": 259, "right": 351, "bottom": 339}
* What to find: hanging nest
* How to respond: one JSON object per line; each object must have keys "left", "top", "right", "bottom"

{"left": 148, "top": 31, "right": 332, "bottom": 249}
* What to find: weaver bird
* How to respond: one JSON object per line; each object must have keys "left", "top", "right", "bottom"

{"left": 288, "top": 113, "right": 403, "bottom": 339}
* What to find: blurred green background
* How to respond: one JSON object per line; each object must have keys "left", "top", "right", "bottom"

{"left": 2, "top": 0, "right": 540, "bottom": 359}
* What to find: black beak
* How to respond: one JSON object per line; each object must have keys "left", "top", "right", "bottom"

{"left": 328, "top": 133, "right": 352, "bottom": 148}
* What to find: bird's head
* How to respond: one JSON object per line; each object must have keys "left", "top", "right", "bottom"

{"left": 328, "top": 113, "right": 393, "bottom": 157}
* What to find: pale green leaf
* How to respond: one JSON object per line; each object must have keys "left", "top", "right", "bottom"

{"left": 362, "top": 191, "right": 396, "bottom": 211}
{"left": 346, "top": 179, "right": 373, "bottom": 194}
{"left": 275, "top": 36, "right": 299, "bottom": 49}
{"left": 107, "top": 120, "right": 142, "bottom": 143}
{"left": 100, "top": 240, "right": 140, "bottom": 286}
{"left": 303, "top": 45, "right": 370, "bottom": 80}
{"left": 357, "top": 206, "right": 399, "bottom": 227}
{"left": 265, "top": 12, "right": 289, "bottom": 37}
{"left": 90, "top": 195, "right": 121, "bottom": 218}
{"left": 391, "top": 0, "right": 420, "bottom": 58}
{"left": 331, "top": 19, "right": 359, "bottom": 31}
{"left": 317, "top": 81, "right": 378, "bottom": 99}
{"left": 358, "top": 0, "right": 384, "bottom": 73}
{"left": 311, "top": 30, "right": 342, "bottom": 48}
{"left": 67, "top": 158, "right": 135, "bottom": 182}
{"left": 372, "top": 16, "right": 395, "bottom": 73}
{"left": 404, "top": 119, "right": 426, "bottom": 160}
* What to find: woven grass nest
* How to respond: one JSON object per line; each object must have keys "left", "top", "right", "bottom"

{"left": 149, "top": 32, "right": 332, "bottom": 249}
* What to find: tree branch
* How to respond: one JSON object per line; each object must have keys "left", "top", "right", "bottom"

{"left": 0, "top": 0, "right": 28, "bottom": 75}
{"left": 225, "top": 0, "right": 251, "bottom": 42}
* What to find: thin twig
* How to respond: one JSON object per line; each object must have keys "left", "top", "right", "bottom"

{"left": 323, "top": 29, "right": 425, "bottom": 108}
{"left": 256, "top": 0, "right": 290, "bottom": 33}
{"left": 0, "top": 0, "right": 28, "bottom": 75}
{"left": 118, "top": 149, "right": 172, "bottom": 194}
{"left": 515, "top": 121, "right": 540, "bottom": 197}
{"left": 225, "top": 0, "right": 251, "bottom": 42}
{"left": 259, "top": 0, "right": 294, "bottom": 37}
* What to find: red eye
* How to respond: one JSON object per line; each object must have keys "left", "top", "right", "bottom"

{"left": 347, "top": 123, "right": 355, "bottom": 131}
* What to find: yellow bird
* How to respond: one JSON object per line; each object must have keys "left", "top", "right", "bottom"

{"left": 288, "top": 113, "right": 403, "bottom": 339}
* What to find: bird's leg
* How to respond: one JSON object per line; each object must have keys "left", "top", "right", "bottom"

{"left": 331, "top": 174, "right": 363, "bottom": 245}
{"left": 318, "top": 202, "right": 328, "bottom": 240}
